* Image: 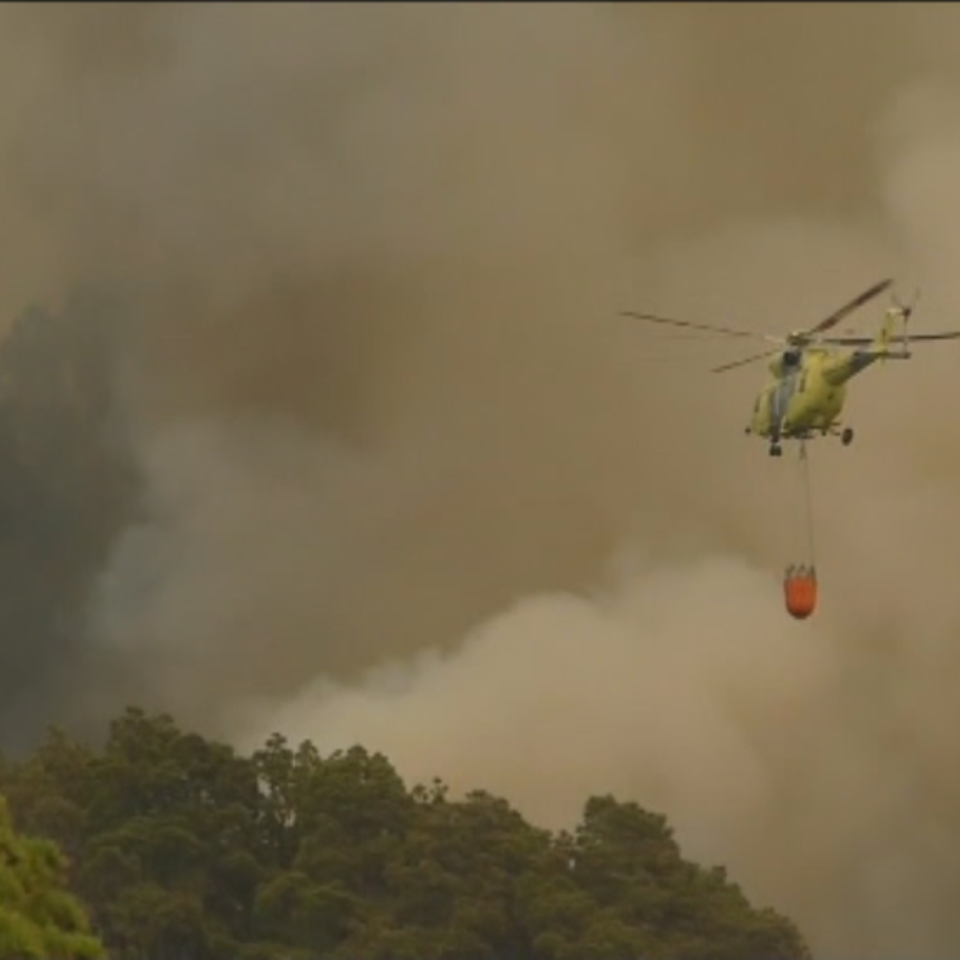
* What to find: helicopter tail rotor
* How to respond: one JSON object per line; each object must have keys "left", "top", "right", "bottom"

{"left": 892, "top": 285, "right": 920, "bottom": 321}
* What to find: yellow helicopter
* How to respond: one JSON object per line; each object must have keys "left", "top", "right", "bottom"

{"left": 623, "top": 279, "right": 960, "bottom": 457}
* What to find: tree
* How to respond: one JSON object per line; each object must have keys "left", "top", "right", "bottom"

{"left": 0, "top": 792, "right": 104, "bottom": 959}
{"left": 0, "top": 709, "right": 813, "bottom": 960}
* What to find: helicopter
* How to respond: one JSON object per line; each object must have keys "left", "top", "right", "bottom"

{"left": 622, "top": 278, "right": 960, "bottom": 457}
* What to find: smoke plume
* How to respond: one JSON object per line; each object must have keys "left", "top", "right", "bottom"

{"left": 2, "top": 2, "right": 960, "bottom": 956}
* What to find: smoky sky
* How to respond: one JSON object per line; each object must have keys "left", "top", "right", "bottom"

{"left": 4, "top": 3, "right": 960, "bottom": 957}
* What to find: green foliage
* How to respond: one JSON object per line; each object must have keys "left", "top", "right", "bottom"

{"left": 0, "top": 793, "right": 104, "bottom": 959}
{"left": 0, "top": 707, "right": 812, "bottom": 960}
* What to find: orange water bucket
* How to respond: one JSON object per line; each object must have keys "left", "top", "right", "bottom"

{"left": 783, "top": 565, "right": 817, "bottom": 619}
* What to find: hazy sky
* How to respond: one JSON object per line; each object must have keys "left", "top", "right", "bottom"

{"left": 5, "top": 3, "right": 960, "bottom": 956}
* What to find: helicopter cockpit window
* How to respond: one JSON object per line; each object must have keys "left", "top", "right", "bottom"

{"left": 783, "top": 348, "right": 801, "bottom": 368}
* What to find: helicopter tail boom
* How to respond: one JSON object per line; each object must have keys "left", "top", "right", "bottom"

{"left": 821, "top": 308, "right": 910, "bottom": 386}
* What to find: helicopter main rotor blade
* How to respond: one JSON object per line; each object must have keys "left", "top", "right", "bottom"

{"left": 804, "top": 278, "right": 894, "bottom": 336}
{"left": 711, "top": 347, "right": 781, "bottom": 373}
{"left": 620, "top": 311, "right": 783, "bottom": 344}
{"left": 821, "top": 331, "right": 960, "bottom": 345}
{"left": 892, "top": 331, "right": 960, "bottom": 341}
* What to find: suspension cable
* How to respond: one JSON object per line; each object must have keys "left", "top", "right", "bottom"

{"left": 799, "top": 439, "right": 817, "bottom": 571}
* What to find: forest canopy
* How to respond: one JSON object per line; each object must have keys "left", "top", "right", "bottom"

{"left": 0, "top": 706, "right": 811, "bottom": 960}
{"left": 0, "top": 791, "right": 103, "bottom": 959}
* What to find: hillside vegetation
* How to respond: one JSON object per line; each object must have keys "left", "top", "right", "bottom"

{"left": 0, "top": 707, "right": 810, "bottom": 960}
{"left": 0, "top": 791, "right": 103, "bottom": 959}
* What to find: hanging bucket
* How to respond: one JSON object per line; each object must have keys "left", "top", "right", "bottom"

{"left": 783, "top": 564, "right": 817, "bottom": 619}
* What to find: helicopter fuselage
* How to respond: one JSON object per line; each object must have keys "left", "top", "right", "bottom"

{"left": 621, "top": 280, "right": 960, "bottom": 458}
{"left": 746, "top": 343, "right": 900, "bottom": 447}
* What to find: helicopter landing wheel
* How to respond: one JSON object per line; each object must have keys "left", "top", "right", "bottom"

{"left": 769, "top": 443, "right": 782, "bottom": 457}
{"left": 841, "top": 427, "right": 854, "bottom": 446}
